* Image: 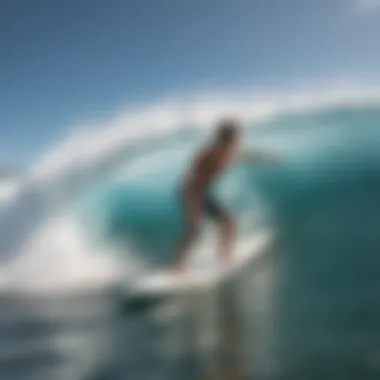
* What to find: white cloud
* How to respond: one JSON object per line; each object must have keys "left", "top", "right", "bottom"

{"left": 355, "top": 0, "right": 380, "bottom": 11}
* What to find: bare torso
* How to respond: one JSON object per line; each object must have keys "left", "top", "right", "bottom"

{"left": 183, "top": 144, "right": 240, "bottom": 194}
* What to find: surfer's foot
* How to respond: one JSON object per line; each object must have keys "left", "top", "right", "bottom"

{"left": 220, "top": 254, "right": 233, "bottom": 267}
{"left": 170, "top": 264, "right": 186, "bottom": 276}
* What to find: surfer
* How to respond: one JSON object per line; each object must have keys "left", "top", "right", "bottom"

{"left": 172, "top": 118, "right": 280, "bottom": 275}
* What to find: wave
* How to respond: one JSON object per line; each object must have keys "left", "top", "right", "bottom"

{"left": 0, "top": 85, "right": 380, "bottom": 295}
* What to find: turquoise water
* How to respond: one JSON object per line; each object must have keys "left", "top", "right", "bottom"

{"left": 78, "top": 105, "right": 380, "bottom": 264}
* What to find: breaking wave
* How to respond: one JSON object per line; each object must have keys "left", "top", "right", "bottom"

{"left": 0, "top": 86, "right": 379, "bottom": 295}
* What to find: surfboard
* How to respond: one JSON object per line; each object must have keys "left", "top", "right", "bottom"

{"left": 123, "top": 231, "right": 273, "bottom": 305}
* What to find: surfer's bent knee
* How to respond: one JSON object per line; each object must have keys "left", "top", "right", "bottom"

{"left": 220, "top": 212, "right": 236, "bottom": 232}
{"left": 186, "top": 219, "right": 201, "bottom": 238}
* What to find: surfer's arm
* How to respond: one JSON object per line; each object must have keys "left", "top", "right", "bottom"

{"left": 239, "top": 150, "right": 282, "bottom": 165}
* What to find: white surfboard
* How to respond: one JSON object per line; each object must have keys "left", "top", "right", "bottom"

{"left": 124, "top": 231, "right": 273, "bottom": 301}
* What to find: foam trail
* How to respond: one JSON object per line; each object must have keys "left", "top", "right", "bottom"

{"left": 0, "top": 213, "right": 131, "bottom": 295}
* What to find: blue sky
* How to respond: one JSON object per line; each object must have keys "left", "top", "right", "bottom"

{"left": 1, "top": 0, "right": 380, "bottom": 169}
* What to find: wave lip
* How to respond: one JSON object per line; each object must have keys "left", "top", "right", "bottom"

{"left": 30, "top": 85, "right": 380, "bottom": 184}
{"left": 0, "top": 84, "right": 380, "bottom": 296}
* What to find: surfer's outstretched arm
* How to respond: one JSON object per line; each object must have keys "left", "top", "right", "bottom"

{"left": 239, "top": 150, "right": 282, "bottom": 165}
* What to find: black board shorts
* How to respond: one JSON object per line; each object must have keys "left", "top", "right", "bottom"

{"left": 178, "top": 186, "right": 226, "bottom": 221}
{"left": 202, "top": 191, "right": 226, "bottom": 220}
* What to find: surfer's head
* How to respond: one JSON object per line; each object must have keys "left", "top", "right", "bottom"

{"left": 215, "top": 118, "right": 241, "bottom": 146}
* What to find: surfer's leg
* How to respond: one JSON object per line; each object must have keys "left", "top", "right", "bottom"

{"left": 218, "top": 212, "right": 237, "bottom": 263}
{"left": 172, "top": 191, "right": 202, "bottom": 271}
{"left": 204, "top": 195, "right": 237, "bottom": 262}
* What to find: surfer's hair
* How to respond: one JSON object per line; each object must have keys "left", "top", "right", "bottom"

{"left": 216, "top": 118, "right": 240, "bottom": 144}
